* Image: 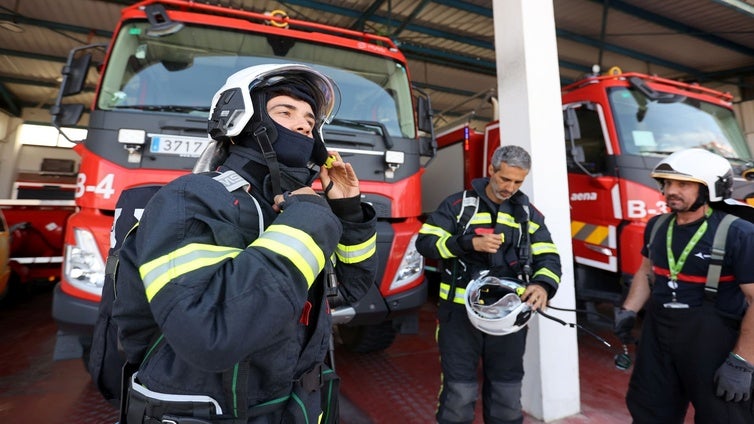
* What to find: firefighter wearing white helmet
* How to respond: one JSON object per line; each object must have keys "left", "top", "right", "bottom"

{"left": 615, "top": 148, "right": 754, "bottom": 423}
{"left": 651, "top": 147, "right": 734, "bottom": 206}
{"left": 113, "top": 63, "right": 377, "bottom": 423}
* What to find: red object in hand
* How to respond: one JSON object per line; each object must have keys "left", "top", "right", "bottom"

{"left": 474, "top": 228, "right": 494, "bottom": 235}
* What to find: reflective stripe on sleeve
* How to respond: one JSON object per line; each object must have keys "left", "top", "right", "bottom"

{"left": 531, "top": 242, "right": 558, "bottom": 255}
{"left": 250, "top": 224, "right": 325, "bottom": 288}
{"left": 533, "top": 267, "right": 560, "bottom": 284}
{"left": 336, "top": 233, "right": 376, "bottom": 264}
{"left": 141, "top": 243, "right": 242, "bottom": 301}
{"left": 419, "top": 223, "right": 455, "bottom": 259}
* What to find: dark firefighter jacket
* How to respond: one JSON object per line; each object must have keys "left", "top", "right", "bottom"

{"left": 416, "top": 178, "right": 561, "bottom": 304}
{"left": 112, "top": 164, "right": 377, "bottom": 418}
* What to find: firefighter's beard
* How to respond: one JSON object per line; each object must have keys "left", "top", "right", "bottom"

{"left": 665, "top": 192, "right": 706, "bottom": 213}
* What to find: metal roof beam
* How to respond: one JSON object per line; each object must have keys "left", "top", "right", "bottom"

{"left": 0, "top": 12, "right": 112, "bottom": 38}
{"left": 350, "top": 0, "right": 386, "bottom": 31}
{"left": 280, "top": 0, "right": 494, "bottom": 50}
{"left": 556, "top": 28, "right": 702, "bottom": 76}
{"left": 392, "top": 0, "right": 432, "bottom": 37}
{"left": 587, "top": 0, "right": 754, "bottom": 57}
{"left": 0, "top": 48, "right": 66, "bottom": 63}
{"left": 711, "top": 0, "right": 754, "bottom": 18}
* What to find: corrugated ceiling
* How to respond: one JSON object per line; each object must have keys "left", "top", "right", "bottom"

{"left": 0, "top": 0, "right": 753, "bottom": 126}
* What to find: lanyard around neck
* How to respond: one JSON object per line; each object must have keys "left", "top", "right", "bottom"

{"left": 665, "top": 208, "right": 712, "bottom": 281}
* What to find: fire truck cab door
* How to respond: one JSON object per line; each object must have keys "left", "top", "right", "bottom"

{"left": 564, "top": 102, "right": 620, "bottom": 272}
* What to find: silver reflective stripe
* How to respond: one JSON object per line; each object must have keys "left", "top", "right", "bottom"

{"left": 213, "top": 170, "right": 249, "bottom": 193}
{"left": 130, "top": 372, "right": 223, "bottom": 415}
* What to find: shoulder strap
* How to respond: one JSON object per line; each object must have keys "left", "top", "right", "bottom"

{"left": 706, "top": 214, "right": 739, "bottom": 291}
{"left": 455, "top": 190, "right": 479, "bottom": 234}
{"left": 647, "top": 213, "right": 672, "bottom": 259}
{"left": 517, "top": 203, "right": 532, "bottom": 281}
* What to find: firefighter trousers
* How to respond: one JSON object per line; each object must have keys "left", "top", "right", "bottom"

{"left": 436, "top": 301, "right": 527, "bottom": 424}
{"left": 626, "top": 301, "right": 754, "bottom": 424}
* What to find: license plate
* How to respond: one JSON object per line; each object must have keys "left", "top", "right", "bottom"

{"left": 149, "top": 134, "right": 211, "bottom": 158}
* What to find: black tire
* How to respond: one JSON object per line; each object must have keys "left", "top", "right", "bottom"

{"left": 337, "top": 321, "right": 397, "bottom": 353}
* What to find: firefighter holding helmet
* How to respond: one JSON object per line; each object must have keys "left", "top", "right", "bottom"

{"left": 416, "top": 145, "right": 561, "bottom": 424}
{"left": 615, "top": 148, "right": 754, "bottom": 423}
{"left": 113, "top": 64, "right": 377, "bottom": 423}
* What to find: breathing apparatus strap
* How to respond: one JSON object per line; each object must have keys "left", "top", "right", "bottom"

{"left": 252, "top": 125, "right": 283, "bottom": 196}
{"left": 445, "top": 191, "right": 479, "bottom": 302}
{"left": 517, "top": 202, "right": 532, "bottom": 283}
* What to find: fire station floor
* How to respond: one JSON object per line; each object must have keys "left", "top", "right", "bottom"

{"left": 0, "top": 284, "right": 695, "bottom": 424}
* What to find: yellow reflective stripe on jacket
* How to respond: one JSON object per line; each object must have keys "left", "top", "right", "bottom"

{"left": 496, "top": 212, "right": 518, "bottom": 228}
{"left": 419, "top": 223, "right": 454, "bottom": 258}
{"left": 534, "top": 267, "right": 560, "bottom": 284}
{"left": 439, "top": 282, "right": 466, "bottom": 304}
{"left": 336, "top": 233, "right": 376, "bottom": 264}
{"left": 469, "top": 213, "right": 492, "bottom": 225}
{"left": 141, "top": 243, "right": 242, "bottom": 301}
{"left": 531, "top": 242, "right": 558, "bottom": 255}
{"left": 251, "top": 224, "right": 325, "bottom": 288}
{"left": 528, "top": 221, "right": 540, "bottom": 233}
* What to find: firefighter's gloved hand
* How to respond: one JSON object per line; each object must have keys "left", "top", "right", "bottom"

{"left": 613, "top": 308, "right": 637, "bottom": 345}
{"left": 714, "top": 353, "right": 754, "bottom": 402}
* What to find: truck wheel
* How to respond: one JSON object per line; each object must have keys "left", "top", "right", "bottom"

{"left": 337, "top": 321, "right": 397, "bottom": 353}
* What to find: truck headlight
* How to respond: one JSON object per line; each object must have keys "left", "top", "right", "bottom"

{"left": 389, "top": 234, "right": 424, "bottom": 290}
{"left": 63, "top": 228, "right": 105, "bottom": 295}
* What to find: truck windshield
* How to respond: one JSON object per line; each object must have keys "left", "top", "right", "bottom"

{"left": 98, "top": 21, "right": 415, "bottom": 139}
{"left": 608, "top": 86, "right": 751, "bottom": 162}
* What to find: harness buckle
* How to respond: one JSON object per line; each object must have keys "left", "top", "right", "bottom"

{"left": 296, "top": 363, "right": 323, "bottom": 392}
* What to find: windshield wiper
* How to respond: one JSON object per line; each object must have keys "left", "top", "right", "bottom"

{"left": 328, "top": 118, "right": 394, "bottom": 149}
{"left": 113, "top": 104, "right": 210, "bottom": 113}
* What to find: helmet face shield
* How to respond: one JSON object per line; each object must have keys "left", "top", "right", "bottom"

{"left": 465, "top": 273, "right": 532, "bottom": 336}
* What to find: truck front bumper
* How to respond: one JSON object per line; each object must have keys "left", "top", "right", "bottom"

{"left": 51, "top": 283, "right": 99, "bottom": 360}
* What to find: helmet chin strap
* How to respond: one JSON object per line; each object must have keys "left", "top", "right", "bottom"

{"left": 689, "top": 185, "right": 709, "bottom": 211}
{"left": 252, "top": 123, "right": 283, "bottom": 196}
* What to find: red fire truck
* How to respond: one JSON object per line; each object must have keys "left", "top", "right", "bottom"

{"left": 50, "top": 0, "right": 434, "bottom": 359}
{"left": 428, "top": 69, "right": 754, "bottom": 305}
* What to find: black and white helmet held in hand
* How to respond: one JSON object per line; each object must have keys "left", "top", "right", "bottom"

{"left": 196, "top": 63, "right": 339, "bottom": 172}
{"left": 651, "top": 148, "right": 733, "bottom": 201}
{"left": 464, "top": 271, "right": 533, "bottom": 336}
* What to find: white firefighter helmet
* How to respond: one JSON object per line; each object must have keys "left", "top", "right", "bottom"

{"left": 650, "top": 148, "right": 733, "bottom": 202}
{"left": 464, "top": 271, "right": 532, "bottom": 336}
{"left": 196, "top": 63, "right": 339, "bottom": 173}
{"left": 207, "top": 63, "right": 338, "bottom": 141}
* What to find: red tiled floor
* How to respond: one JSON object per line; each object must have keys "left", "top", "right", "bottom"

{"left": 0, "top": 286, "right": 694, "bottom": 423}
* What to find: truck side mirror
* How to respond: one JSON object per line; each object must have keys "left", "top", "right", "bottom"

{"left": 564, "top": 107, "right": 581, "bottom": 140}
{"left": 416, "top": 95, "right": 433, "bottom": 134}
{"left": 61, "top": 53, "right": 92, "bottom": 97}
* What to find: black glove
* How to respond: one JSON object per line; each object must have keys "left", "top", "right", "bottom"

{"left": 613, "top": 308, "right": 637, "bottom": 345}
{"left": 714, "top": 353, "right": 754, "bottom": 402}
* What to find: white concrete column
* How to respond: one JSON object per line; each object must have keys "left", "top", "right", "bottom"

{"left": 492, "top": 0, "right": 580, "bottom": 421}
